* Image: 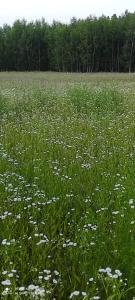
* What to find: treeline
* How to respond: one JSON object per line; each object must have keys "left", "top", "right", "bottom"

{"left": 0, "top": 10, "right": 135, "bottom": 72}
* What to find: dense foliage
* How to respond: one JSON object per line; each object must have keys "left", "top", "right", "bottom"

{"left": 0, "top": 10, "right": 135, "bottom": 72}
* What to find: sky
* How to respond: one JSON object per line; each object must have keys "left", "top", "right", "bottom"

{"left": 0, "top": 0, "right": 134, "bottom": 26}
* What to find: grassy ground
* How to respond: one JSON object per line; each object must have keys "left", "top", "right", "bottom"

{"left": 0, "top": 72, "right": 135, "bottom": 299}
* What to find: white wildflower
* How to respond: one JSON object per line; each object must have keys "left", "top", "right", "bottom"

{"left": 1, "top": 279, "right": 11, "bottom": 286}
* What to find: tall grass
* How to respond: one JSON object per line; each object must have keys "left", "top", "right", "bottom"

{"left": 0, "top": 75, "right": 135, "bottom": 299}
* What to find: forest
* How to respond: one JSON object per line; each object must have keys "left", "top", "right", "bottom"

{"left": 0, "top": 10, "right": 135, "bottom": 72}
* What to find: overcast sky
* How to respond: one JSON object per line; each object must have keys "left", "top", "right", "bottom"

{"left": 0, "top": 0, "right": 134, "bottom": 26}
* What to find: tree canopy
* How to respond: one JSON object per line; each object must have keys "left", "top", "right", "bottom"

{"left": 0, "top": 11, "right": 135, "bottom": 72}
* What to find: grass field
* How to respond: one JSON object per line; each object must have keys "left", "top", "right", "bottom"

{"left": 0, "top": 72, "right": 135, "bottom": 299}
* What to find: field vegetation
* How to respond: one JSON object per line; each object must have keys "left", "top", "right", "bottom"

{"left": 0, "top": 72, "right": 135, "bottom": 299}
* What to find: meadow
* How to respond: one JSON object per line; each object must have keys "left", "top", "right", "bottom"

{"left": 0, "top": 72, "right": 135, "bottom": 299}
